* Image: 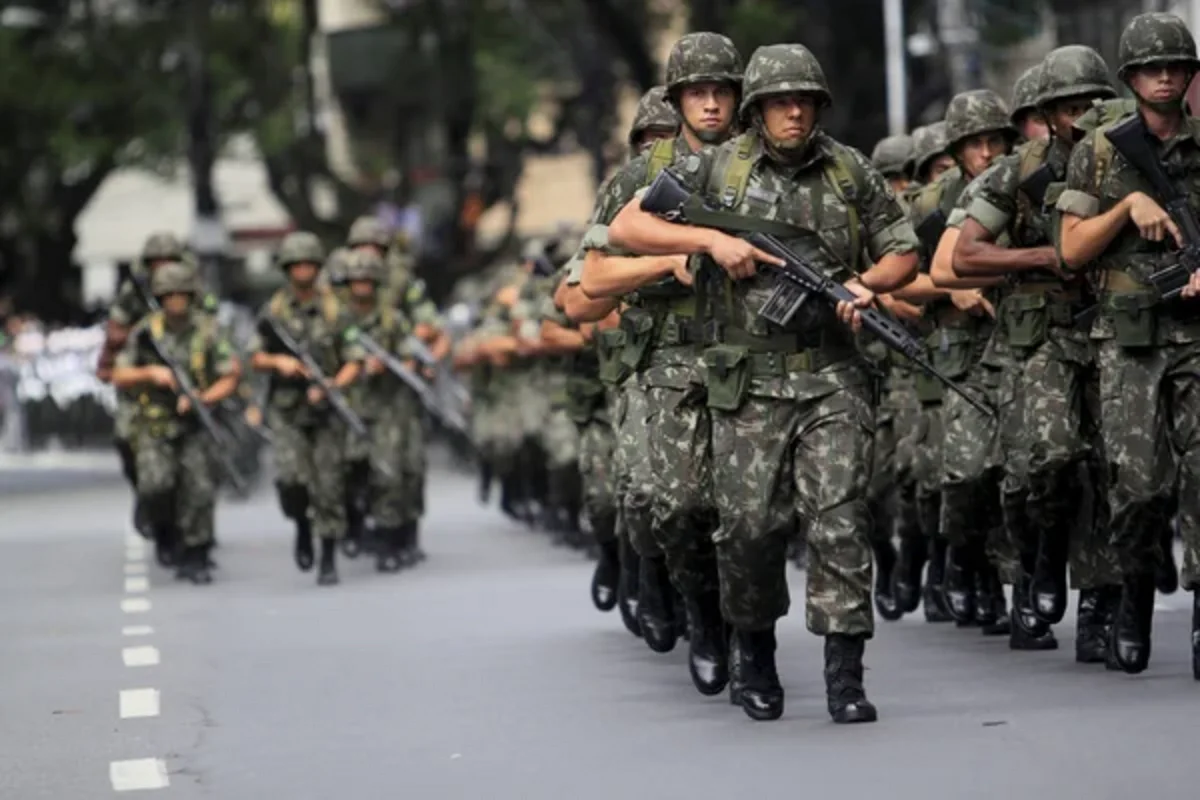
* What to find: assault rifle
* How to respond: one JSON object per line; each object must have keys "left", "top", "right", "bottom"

{"left": 638, "top": 168, "right": 993, "bottom": 417}
{"left": 1107, "top": 113, "right": 1200, "bottom": 301}
{"left": 359, "top": 332, "right": 470, "bottom": 436}
{"left": 137, "top": 327, "right": 248, "bottom": 493}
{"left": 1018, "top": 162, "right": 1056, "bottom": 209}
{"left": 406, "top": 334, "right": 471, "bottom": 406}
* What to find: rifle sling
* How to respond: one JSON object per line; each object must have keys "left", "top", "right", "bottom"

{"left": 681, "top": 197, "right": 813, "bottom": 240}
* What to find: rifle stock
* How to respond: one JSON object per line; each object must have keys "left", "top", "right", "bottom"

{"left": 639, "top": 169, "right": 994, "bottom": 418}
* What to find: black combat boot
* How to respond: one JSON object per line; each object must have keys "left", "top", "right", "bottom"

{"left": 686, "top": 592, "right": 729, "bottom": 696}
{"left": 824, "top": 634, "right": 878, "bottom": 724}
{"left": 1009, "top": 572, "right": 1057, "bottom": 650}
{"left": 133, "top": 498, "right": 151, "bottom": 540}
{"left": 294, "top": 518, "right": 314, "bottom": 572}
{"left": 317, "top": 538, "right": 339, "bottom": 586}
{"left": 923, "top": 538, "right": 954, "bottom": 622}
{"left": 1075, "top": 587, "right": 1117, "bottom": 664}
{"left": 153, "top": 523, "right": 178, "bottom": 568}
{"left": 590, "top": 539, "right": 620, "bottom": 612}
{"left": 616, "top": 535, "right": 641, "bottom": 637}
{"left": 637, "top": 557, "right": 677, "bottom": 654}
{"left": 1191, "top": 590, "right": 1199, "bottom": 681}
{"left": 976, "top": 562, "right": 1010, "bottom": 636}
{"left": 409, "top": 521, "right": 427, "bottom": 563}
{"left": 943, "top": 542, "right": 978, "bottom": 625}
{"left": 1156, "top": 518, "right": 1179, "bottom": 595}
{"left": 341, "top": 500, "right": 364, "bottom": 559}
{"left": 892, "top": 535, "right": 928, "bottom": 614}
{"left": 376, "top": 527, "right": 403, "bottom": 573}
{"left": 1110, "top": 571, "right": 1155, "bottom": 674}
{"left": 398, "top": 521, "right": 420, "bottom": 567}
{"left": 736, "top": 628, "right": 783, "bottom": 721}
{"left": 478, "top": 461, "right": 493, "bottom": 505}
{"left": 674, "top": 589, "right": 690, "bottom": 642}
{"left": 872, "top": 538, "right": 903, "bottom": 622}
{"left": 175, "top": 544, "right": 212, "bottom": 585}
{"left": 728, "top": 631, "right": 744, "bottom": 706}
{"left": 1031, "top": 528, "right": 1069, "bottom": 624}
{"left": 788, "top": 534, "right": 808, "bottom": 570}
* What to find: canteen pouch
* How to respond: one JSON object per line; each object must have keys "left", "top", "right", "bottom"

{"left": 565, "top": 376, "right": 606, "bottom": 424}
{"left": 1107, "top": 292, "right": 1157, "bottom": 348}
{"left": 914, "top": 327, "right": 975, "bottom": 403}
{"left": 1003, "top": 293, "right": 1049, "bottom": 349}
{"left": 703, "top": 344, "right": 751, "bottom": 412}
{"left": 619, "top": 308, "right": 656, "bottom": 371}
{"left": 596, "top": 329, "right": 631, "bottom": 385}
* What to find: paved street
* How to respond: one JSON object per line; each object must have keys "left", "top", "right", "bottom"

{"left": 0, "top": 463, "right": 1196, "bottom": 799}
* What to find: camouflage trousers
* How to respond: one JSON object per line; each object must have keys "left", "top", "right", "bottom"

{"left": 904, "top": 403, "right": 944, "bottom": 542}
{"left": 517, "top": 374, "right": 553, "bottom": 444}
{"left": 613, "top": 381, "right": 659, "bottom": 558}
{"left": 578, "top": 410, "right": 618, "bottom": 544}
{"left": 869, "top": 377, "right": 921, "bottom": 548}
{"left": 1002, "top": 332, "right": 1119, "bottom": 589}
{"left": 269, "top": 407, "right": 347, "bottom": 540}
{"left": 114, "top": 395, "right": 139, "bottom": 487}
{"left": 544, "top": 406, "right": 581, "bottom": 471}
{"left": 643, "top": 349, "right": 717, "bottom": 598}
{"left": 360, "top": 398, "right": 422, "bottom": 528}
{"left": 1098, "top": 338, "right": 1200, "bottom": 588}
{"left": 711, "top": 377, "right": 875, "bottom": 635}
{"left": 940, "top": 363, "right": 1017, "bottom": 579}
{"left": 401, "top": 410, "right": 427, "bottom": 519}
{"left": 134, "top": 429, "right": 216, "bottom": 547}
{"left": 472, "top": 387, "right": 524, "bottom": 473}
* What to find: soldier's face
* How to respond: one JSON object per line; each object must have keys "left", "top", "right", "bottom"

{"left": 925, "top": 154, "right": 956, "bottom": 183}
{"left": 353, "top": 244, "right": 385, "bottom": 259}
{"left": 349, "top": 279, "right": 375, "bottom": 300}
{"left": 678, "top": 82, "right": 737, "bottom": 141}
{"left": 1129, "top": 62, "right": 1191, "bottom": 106}
{"left": 1015, "top": 110, "right": 1049, "bottom": 142}
{"left": 162, "top": 293, "right": 190, "bottom": 316}
{"left": 760, "top": 93, "right": 817, "bottom": 149}
{"left": 887, "top": 175, "right": 910, "bottom": 194}
{"left": 955, "top": 132, "right": 1009, "bottom": 178}
{"left": 1045, "top": 98, "right": 1095, "bottom": 141}
{"left": 288, "top": 262, "right": 319, "bottom": 288}
{"left": 634, "top": 127, "right": 677, "bottom": 151}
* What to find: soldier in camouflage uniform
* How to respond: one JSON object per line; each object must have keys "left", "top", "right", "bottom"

{"left": 343, "top": 249, "right": 424, "bottom": 571}
{"left": 908, "top": 122, "right": 955, "bottom": 188}
{"left": 949, "top": 46, "right": 1120, "bottom": 661}
{"left": 871, "top": 134, "right": 914, "bottom": 196}
{"left": 249, "top": 232, "right": 365, "bottom": 586}
{"left": 580, "top": 34, "right": 743, "bottom": 681}
{"left": 1010, "top": 63, "right": 1050, "bottom": 143}
{"left": 1058, "top": 11, "right": 1200, "bottom": 678}
{"left": 320, "top": 246, "right": 354, "bottom": 296}
{"left": 97, "top": 233, "right": 218, "bottom": 563}
{"left": 903, "top": 90, "right": 1018, "bottom": 634}
{"left": 611, "top": 43, "right": 920, "bottom": 723}
{"left": 111, "top": 261, "right": 240, "bottom": 584}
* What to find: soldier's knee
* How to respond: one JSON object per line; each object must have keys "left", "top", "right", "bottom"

{"left": 276, "top": 482, "right": 309, "bottom": 520}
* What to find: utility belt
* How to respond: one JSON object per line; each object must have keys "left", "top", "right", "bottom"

{"left": 1099, "top": 269, "right": 1200, "bottom": 348}
{"left": 617, "top": 296, "right": 702, "bottom": 375}
{"left": 702, "top": 323, "right": 856, "bottom": 412}
{"left": 999, "top": 281, "right": 1087, "bottom": 350}
{"left": 565, "top": 374, "right": 607, "bottom": 424}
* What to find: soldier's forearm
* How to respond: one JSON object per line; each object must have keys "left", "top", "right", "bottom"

{"left": 1060, "top": 201, "right": 1130, "bottom": 269}
{"left": 250, "top": 351, "right": 278, "bottom": 373}
{"left": 332, "top": 362, "right": 362, "bottom": 389}
{"left": 954, "top": 219, "right": 1058, "bottom": 277}
{"left": 579, "top": 250, "right": 677, "bottom": 298}
{"left": 860, "top": 251, "right": 919, "bottom": 294}
{"left": 609, "top": 198, "right": 714, "bottom": 256}
{"left": 111, "top": 366, "right": 151, "bottom": 390}
{"left": 563, "top": 285, "right": 619, "bottom": 323}
{"left": 200, "top": 375, "right": 239, "bottom": 406}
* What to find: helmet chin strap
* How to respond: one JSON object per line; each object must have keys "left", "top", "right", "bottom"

{"left": 748, "top": 106, "right": 816, "bottom": 165}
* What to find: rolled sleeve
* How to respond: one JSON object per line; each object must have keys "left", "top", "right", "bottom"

{"left": 867, "top": 216, "right": 920, "bottom": 258}
{"left": 1056, "top": 189, "right": 1100, "bottom": 219}
{"left": 964, "top": 196, "right": 1011, "bottom": 236}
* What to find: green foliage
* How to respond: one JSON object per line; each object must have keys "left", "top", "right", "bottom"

{"left": 724, "top": 0, "right": 803, "bottom": 57}
{"left": 973, "top": 0, "right": 1044, "bottom": 47}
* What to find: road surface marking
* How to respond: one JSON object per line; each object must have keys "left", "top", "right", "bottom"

{"left": 124, "top": 562, "right": 147, "bottom": 575}
{"left": 122, "top": 625, "right": 154, "bottom": 637}
{"left": 121, "top": 598, "right": 151, "bottom": 614}
{"left": 109, "top": 759, "right": 169, "bottom": 791}
{"left": 125, "top": 532, "right": 143, "bottom": 548}
{"left": 124, "top": 576, "right": 149, "bottom": 593}
{"left": 119, "top": 689, "right": 160, "bottom": 719}
{"left": 122, "top": 646, "right": 160, "bottom": 667}
{"left": 125, "top": 547, "right": 145, "bottom": 562}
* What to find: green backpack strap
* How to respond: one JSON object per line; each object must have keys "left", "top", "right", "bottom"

{"left": 148, "top": 312, "right": 164, "bottom": 341}
{"left": 821, "top": 147, "right": 861, "bottom": 271}
{"left": 269, "top": 289, "right": 288, "bottom": 321}
{"left": 645, "top": 138, "right": 676, "bottom": 183}
{"left": 717, "top": 132, "right": 758, "bottom": 209}
{"left": 1093, "top": 127, "right": 1115, "bottom": 194}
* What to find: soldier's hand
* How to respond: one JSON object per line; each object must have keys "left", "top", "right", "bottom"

{"left": 306, "top": 384, "right": 326, "bottom": 405}
{"left": 365, "top": 356, "right": 386, "bottom": 376}
{"left": 706, "top": 231, "right": 784, "bottom": 280}
{"left": 244, "top": 405, "right": 263, "bottom": 428}
{"left": 837, "top": 279, "right": 875, "bottom": 334}
{"left": 879, "top": 294, "right": 924, "bottom": 323}
{"left": 666, "top": 254, "right": 694, "bottom": 286}
{"left": 96, "top": 366, "right": 113, "bottom": 384}
{"left": 950, "top": 289, "right": 995, "bottom": 318}
{"left": 1128, "top": 192, "right": 1183, "bottom": 247}
{"left": 176, "top": 395, "right": 192, "bottom": 416}
{"left": 1183, "top": 270, "right": 1200, "bottom": 300}
{"left": 274, "top": 355, "right": 308, "bottom": 379}
{"left": 148, "top": 365, "right": 177, "bottom": 389}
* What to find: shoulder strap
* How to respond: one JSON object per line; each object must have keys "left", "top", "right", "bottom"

{"left": 190, "top": 316, "right": 210, "bottom": 380}
{"left": 821, "top": 146, "right": 862, "bottom": 270}
{"left": 1093, "top": 127, "right": 1115, "bottom": 190}
{"left": 718, "top": 132, "right": 758, "bottom": 209}
{"left": 320, "top": 289, "right": 340, "bottom": 325}
{"left": 645, "top": 138, "right": 675, "bottom": 183}
{"left": 269, "top": 289, "right": 288, "bottom": 320}
{"left": 148, "top": 312, "right": 164, "bottom": 341}
{"left": 1018, "top": 138, "right": 1050, "bottom": 182}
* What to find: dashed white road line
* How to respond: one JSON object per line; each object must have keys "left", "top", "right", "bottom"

{"left": 124, "top": 576, "right": 149, "bottom": 593}
{"left": 124, "top": 562, "right": 148, "bottom": 575}
{"left": 119, "top": 689, "right": 161, "bottom": 719}
{"left": 125, "top": 548, "right": 146, "bottom": 562}
{"left": 122, "top": 646, "right": 160, "bottom": 667}
{"left": 122, "top": 625, "right": 154, "bottom": 637}
{"left": 109, "top": 759, "right": 170, "bottom": 791}
{"left": 121, "top": 598, "right": 151, "bottom": 614}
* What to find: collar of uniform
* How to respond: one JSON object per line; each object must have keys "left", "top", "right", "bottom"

{"left": 285, "top": 284, "right": 323, "bottom": 314}
{"left": 753, "top": 129, "right": 837, "bottom": 178}
{"left": 162, "top": 307, "right": 199, "bottom": 335}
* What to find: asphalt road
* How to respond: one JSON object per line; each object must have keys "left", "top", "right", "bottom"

{"left": 0, "top": 466, "right": 1196, "bottom": 799}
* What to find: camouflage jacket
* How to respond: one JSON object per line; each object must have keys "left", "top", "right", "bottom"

{"left": 346, "top": 299, "right": 418, "bottom": 419}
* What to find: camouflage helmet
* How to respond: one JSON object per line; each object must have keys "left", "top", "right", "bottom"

{"left": 149, "top": 261, "right": 199, "bottom": 297}
{"left": 347, "top": 215, "right": 390, "bottom": 249}
{"left": 629, "top": 86, "right": 680, "bottom": 146}
{"left": 664, "top": 32, "right": 743, "bottom": 96}
{"left": 141, "top": 232, "right": 185, "bottom": 263}
{"left": 740, "top": 44, "right": 831, "bottom": 119}
{"left": 276, "top": 231, "right": 325, "bottom": 269}
{"left": 1036, "top": 45, "right": 1116, "bottom": 107}
{"left": 1118, "top": 12, "right": 1200, "bottom": 80}
{"left": 323, "top": 246, "right": 353, "bottom": 286}
{"left": 870, "top": 134, "right": 914, "bottom": 177}
{"left": 944, "top": 89, "right": 1016, "bottom": 150}
{"left": 910, "top": 121, "right": 950, "bottom": 178}
{"left": 345, "top": 249, "right": 385, "bottom": 283}
{"left": 1009, "top": 63, "right": 1044, "bottom": 122}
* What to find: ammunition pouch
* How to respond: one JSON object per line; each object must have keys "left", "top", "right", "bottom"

{"left": 703, "top": 344, "right": 751, "bottom": 412}
{"left": 619, "top": 308, "right": 657, "bottom": 371}
{"left": 915, "top": 327, "right": 975, "bottom": 404}
{"left": 1002, "top": 294, "right": 1050, "bottom": 350}
{"left": 565, "top": 375, "right": 607, "bottom": 424}
{"left": 1106, "top": 291, "right": 1158, "bottom": 349}
{"left": 595, "top": 329, "right": 631, "bottom": 386}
